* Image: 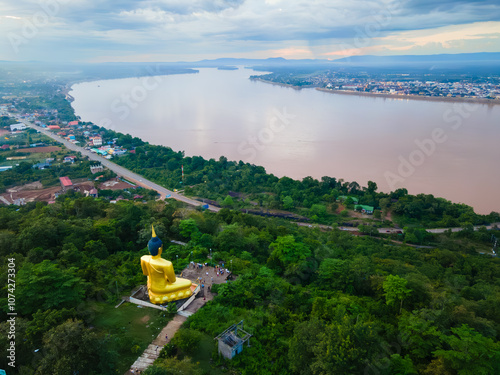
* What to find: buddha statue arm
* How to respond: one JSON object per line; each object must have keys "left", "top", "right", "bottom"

{"left": 164, "top": 262, "right": 177, "bottom": 284}
{"left": 141, "top": 257, "right": 149, "bottom": 276}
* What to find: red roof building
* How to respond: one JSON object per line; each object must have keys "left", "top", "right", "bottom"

{"left": 59, "top": 176, "right": 73, "bottom": 188}
{"left": 48, "top": 125, "right": 61, "bottom": 130}
{"left": 68, "top": 121, "right": 79, "bottom": 126}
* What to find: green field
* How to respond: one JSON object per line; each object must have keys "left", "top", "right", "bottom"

{"left": 90, "top": 302, "right": 173, "bottom": 373}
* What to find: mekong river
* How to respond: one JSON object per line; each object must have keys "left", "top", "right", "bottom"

{"left": 71, "top": 68, "right": 500, "bottom": 214}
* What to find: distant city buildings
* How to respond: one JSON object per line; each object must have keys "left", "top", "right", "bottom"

{"left": 257, "top": 71, "right": 500, "bottom": 100}
{"left": 323, "top": 77, "right": 500, "bottom": 99}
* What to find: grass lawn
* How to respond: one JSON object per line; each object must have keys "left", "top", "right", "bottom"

{"left": 90, "top": 301, "right": 173, "bottom": 373}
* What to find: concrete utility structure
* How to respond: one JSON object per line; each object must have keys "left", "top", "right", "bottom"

{"left": 215, "top": 321, "right": 252, "bottom": 359}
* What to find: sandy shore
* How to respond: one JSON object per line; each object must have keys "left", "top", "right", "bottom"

{"left": 316, "top": 88, "right": 500, "bottom": 106}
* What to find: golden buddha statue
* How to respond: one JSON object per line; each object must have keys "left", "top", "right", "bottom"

{"left": 141, "top": 226, "right": 193, "bottom": 304}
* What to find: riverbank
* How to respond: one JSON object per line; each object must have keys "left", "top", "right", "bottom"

{"left": 249, "top": 77, "right": 317, "bottom": 90}
{"left": 316, "top": 88, "right": 500, "bottom": 106}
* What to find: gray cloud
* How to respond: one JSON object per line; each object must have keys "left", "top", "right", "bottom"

{"left": 0, "top": 0, "right": 499, "bottom": 61}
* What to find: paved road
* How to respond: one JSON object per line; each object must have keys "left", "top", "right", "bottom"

{"left": 425, "top": 223, "right": 500, "bottom": 233}
{"left": 297, "top": 221, "right": 500, "bottom": 234}
{"left": 16, "top": 117, "right": 220, "bottom": 212}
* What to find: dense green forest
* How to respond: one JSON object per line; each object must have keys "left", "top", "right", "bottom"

{"left": 0, "top": 116, "right": 17, "bottom": 127}
{"left": 108, "top": 140, "right": 499, "bottom": 228}
{"left": 1, "top": 192, "right": 499, "bottom": 374}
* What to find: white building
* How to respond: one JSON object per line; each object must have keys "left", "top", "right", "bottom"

{"left": 10, "top": 123, "right": 27, "bottom": 132}
{"left": 90, "top": 137, "right": 102, "bottom": 146}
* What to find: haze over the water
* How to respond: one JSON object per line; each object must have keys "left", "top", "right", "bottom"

{"left": 71, "top": 68, "right": 500, "bottom": 214}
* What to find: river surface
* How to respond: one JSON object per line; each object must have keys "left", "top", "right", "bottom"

{"left": 71, "top": 68, "right": 500, "bottom": 214}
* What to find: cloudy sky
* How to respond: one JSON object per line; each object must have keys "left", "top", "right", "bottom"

{"left": 1, "top": 0, "right": 499, "bottom": 62}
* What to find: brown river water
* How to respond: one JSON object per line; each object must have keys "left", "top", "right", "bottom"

{"left": 71, "top": 68, "right": 500, "bottom": 214}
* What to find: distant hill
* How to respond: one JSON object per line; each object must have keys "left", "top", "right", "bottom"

{"left": 184, "top": 53, "right": 500, "bottom": 67}
{"left": 333, "top": 52, "right": 500, "bottom": 64}
{"left": 186, "top": 57, "right": 331, "bottom": 67}
{"left": 2, "top": 52, "right": 499, "bottom": 67}
{"left": 1, "top": 52, "right": 499, "bottom": 81}
{"left": 178, "top": 53, "right": 500, "bottom": 75}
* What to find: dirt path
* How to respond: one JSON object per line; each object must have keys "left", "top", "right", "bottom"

{"left": 153, "top": 314, "right": 186, "bottom": 346}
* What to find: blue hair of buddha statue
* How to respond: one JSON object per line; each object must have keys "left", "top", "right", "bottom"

{"left": 148, "top": 225, "right": 162, "bottom": 256}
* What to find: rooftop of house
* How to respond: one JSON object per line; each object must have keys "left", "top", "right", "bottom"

{"left": 59, "top": 176, "right": 73, "bottom": 187}
{"left": 355, "top": 204, "right": 374, "bottom": 212}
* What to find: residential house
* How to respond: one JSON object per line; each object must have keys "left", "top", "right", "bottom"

{"left": 59, "top": 176, "right": 73, "bottom": 190}
{"left": 112, "top": 149, "right": 127, "bottom": 156}
{"left": 90, "top": 165, "right": 104, "bottom": 174}
{"left": 355, "top": 205, "right": 374, "bottom": 215}
{"left": 32, "top": 161, "right": 51, "bottom": 170}
{"left": 90, "top": 136, "right": 102, "bottom": 146}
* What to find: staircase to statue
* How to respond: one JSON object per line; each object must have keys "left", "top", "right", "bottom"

{"left": 125, "top": 286, "right": 202, "bottom": 374}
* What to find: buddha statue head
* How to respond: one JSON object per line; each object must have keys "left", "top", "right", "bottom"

{"left": 148, "top": 225, "right": 163, "bottom": 256}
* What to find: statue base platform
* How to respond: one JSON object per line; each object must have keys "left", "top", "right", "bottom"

{"left": 126, "top": 283, "right": 199, "bottom": 309}
{"left": 147, "top": 286, "right": 194, "bottom": 304}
